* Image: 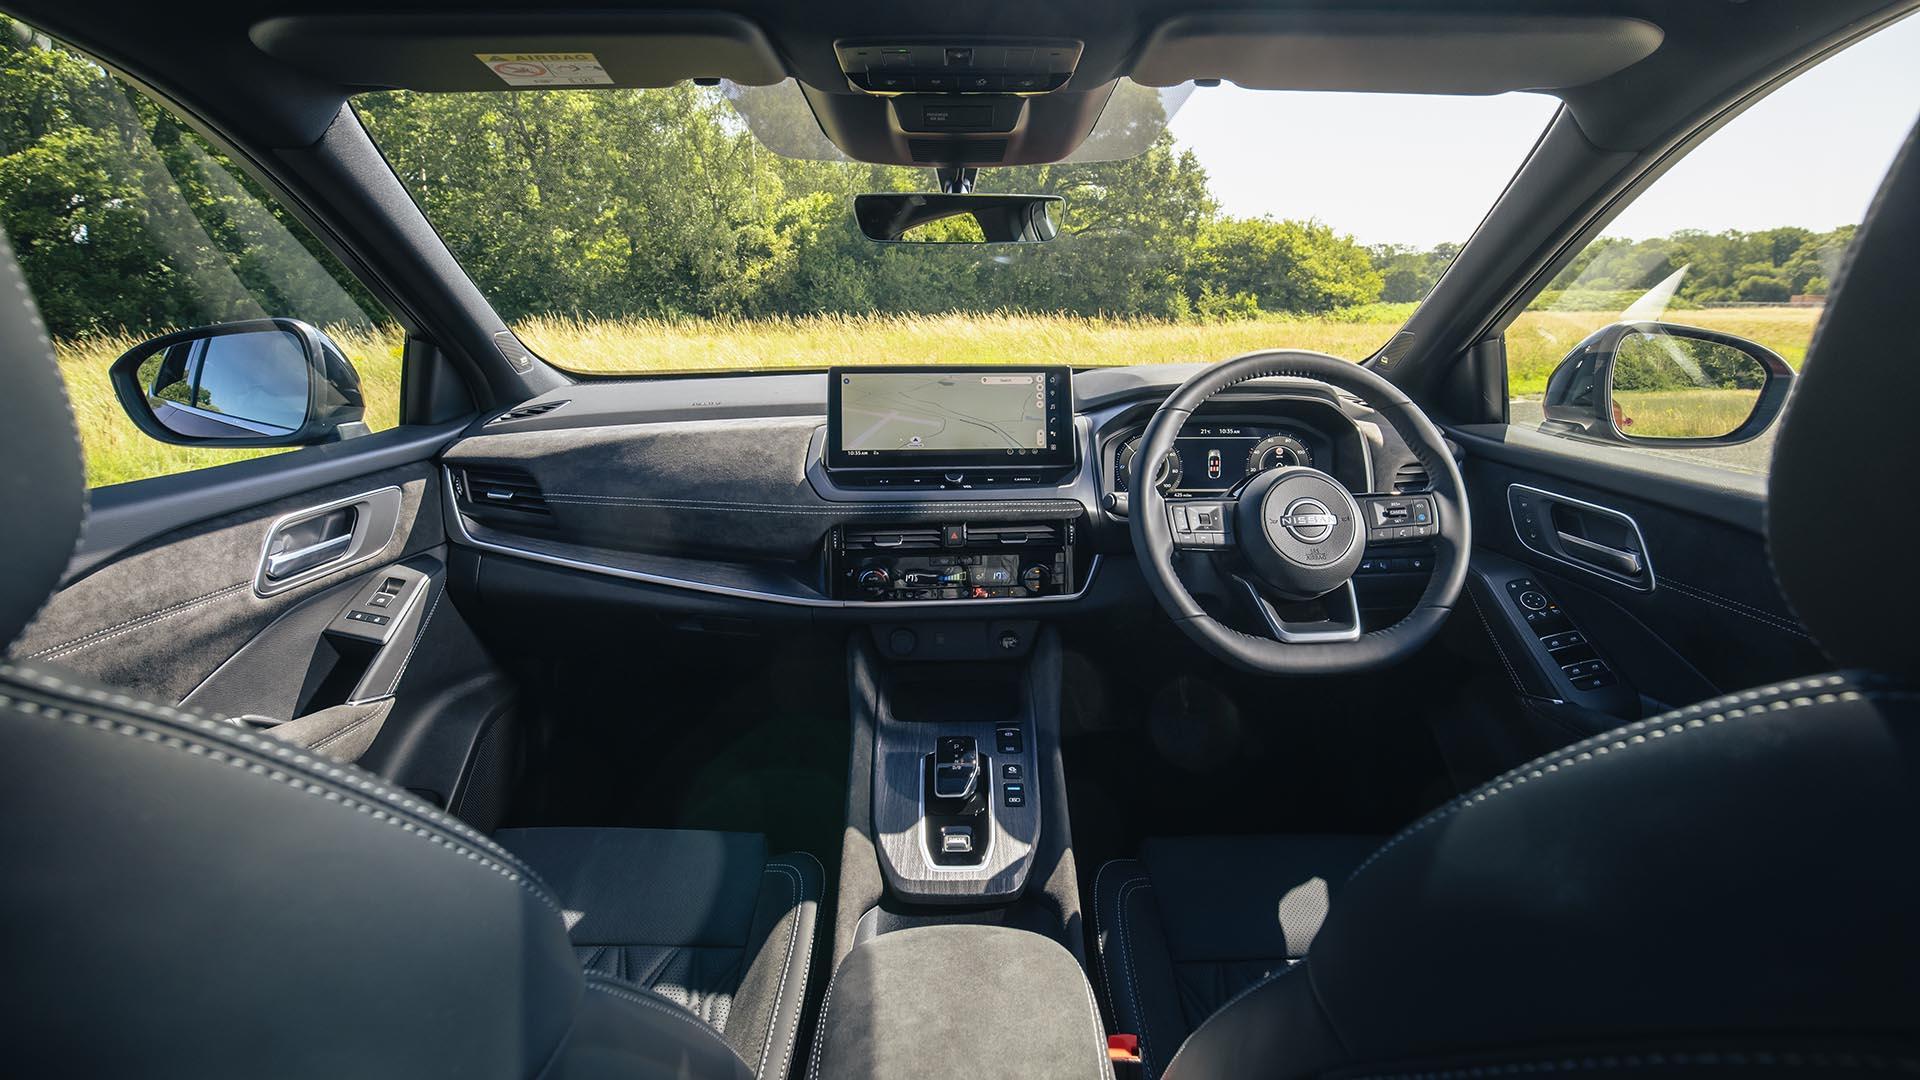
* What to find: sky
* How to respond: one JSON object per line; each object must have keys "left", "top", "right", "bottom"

{"left": 1165, "top": 12, "right": 1920, "bottom": 250}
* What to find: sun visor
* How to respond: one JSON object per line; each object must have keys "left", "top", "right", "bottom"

{"left": 1132, "top": 13, "right": 1662, "bottom": 95}
{"left": 249, "top": 12, "right": 786, "bottom": 92}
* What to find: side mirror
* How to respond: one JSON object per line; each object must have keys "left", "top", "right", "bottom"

{"left": 1539, "top": 321, "right": 1794, "bottom": 447}
{"left": 854, "top": 193, "right": 1062, "bottom": 244}
{"left": 108, "top": 319, "right": 369, "bottom": 448}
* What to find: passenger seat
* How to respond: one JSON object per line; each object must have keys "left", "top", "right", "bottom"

{"left": 497, "top": 828, "right": 821, "bottom": 1078}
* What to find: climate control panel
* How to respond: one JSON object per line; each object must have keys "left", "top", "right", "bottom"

{"left": 829, "top": 520, "right": 1076, "bottom": 601}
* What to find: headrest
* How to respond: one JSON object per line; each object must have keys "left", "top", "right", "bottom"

{"left": 1767, "top": 117, "right": 1920, "bottom": 673}
{"left": 0, "top": 226, "right": 87, "bottom": 650}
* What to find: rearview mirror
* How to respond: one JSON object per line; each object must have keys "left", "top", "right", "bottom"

{"left": 854, "top": 193, "right": 1062, "bottom": 244}
{"left": 1540, "top": 321, "right": 1794, "bottom": 447}
{"left": 108, "top": 319, "right": 368, "bottom": 448}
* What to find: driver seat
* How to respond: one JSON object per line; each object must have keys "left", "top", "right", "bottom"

{"left": 1094, "top": 120, "right": 1920, "bottom": 1078}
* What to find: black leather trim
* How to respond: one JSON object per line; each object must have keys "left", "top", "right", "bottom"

{"left": 0, "top": 225, "right": 86, "bottom": 652}
{"left": 1768, "top": 116, "right": 1920, "bottom": 671}
{"left": 1162, "top": 673, "right": 1920, "bottom": 1079}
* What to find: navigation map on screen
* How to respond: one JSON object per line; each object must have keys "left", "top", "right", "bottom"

{"left": 838, "top": 371, "right": 1053, "bottom": 453}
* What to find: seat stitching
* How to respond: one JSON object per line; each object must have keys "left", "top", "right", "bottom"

{"left": 1081, "top": 966, "right": 1117, "bottom": 1080}
{"left": 0, "top": 685, "right": 561, "bottom": 916}
{"left": 805, "top": 963, "right": 842, "bottom": 1080}
{"left": 755, "top": 863, "right": 801, "bottom": 1080}
{"left": 28, "top": 581, "right": 250, "bottom": 660}
{"left": 772, "top": 856, "right": 820, "bottom": 1080}
{"left": 1346, "top": 1048, "right": 1920, "bottom": 1078}
{"left": 3, "top": 663, "right": 550, "bottom": 890}
{"left": 1092, "top": 860, "right": 1120, "bottom": 1025}
{"left": 584, "top": 974, "right": 736, "bottom": 1051}
{"left": 1349, "top": 679, "right": 1915, "bottom": 885}
{"left": 1119, "top": 877, "right": 1158, "bottom": 1080}
{"left": 1162, "top": 959, "right": 1310, "bottom": 1078}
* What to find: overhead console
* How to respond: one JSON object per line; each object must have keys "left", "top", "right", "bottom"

{"left": 834, "top": 38, "right": 1082, "bottom": 96}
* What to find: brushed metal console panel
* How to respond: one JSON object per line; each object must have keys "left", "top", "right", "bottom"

{"left": 874, "top": 716, "right": 1040, "bottom": 903}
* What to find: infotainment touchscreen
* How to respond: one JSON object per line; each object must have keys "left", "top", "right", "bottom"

{"left": 827, "top": 366, "right": 1073, "bottom": 470}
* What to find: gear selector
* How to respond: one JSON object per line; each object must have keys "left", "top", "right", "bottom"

{"left": 933, "top": 735, "right": 981, "bottom": 800}
{"left": 926, "top": 735, "right": 990, "bottom": 866}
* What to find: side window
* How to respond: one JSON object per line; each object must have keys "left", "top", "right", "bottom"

{"left": 1506, "top": 16, "right": 1920, "bottom": 475}
{"left": 0, "top": 18, "right": 398, "bottom": 487}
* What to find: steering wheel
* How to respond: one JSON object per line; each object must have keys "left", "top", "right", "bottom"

{"left": 1128, "top": 351, "right": 1471, "bottom": 675}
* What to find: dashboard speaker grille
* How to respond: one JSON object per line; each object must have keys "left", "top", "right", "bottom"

{"left": 487, "top": 399, "right": 569, "bottom": 424}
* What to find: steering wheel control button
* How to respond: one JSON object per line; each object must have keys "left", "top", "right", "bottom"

{"left": 1167, "top": 500, "right": 1232, "bottom": 548}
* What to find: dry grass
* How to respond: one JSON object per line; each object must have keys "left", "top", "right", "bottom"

{"left": 63, "top": 305, "right": 1823, "bottom": 488}
{"left": 510, "top": 311, "right": 1401, "bottom": 374}
{"left": 1612, "top": 388, "right": 1765, "bottom": 439}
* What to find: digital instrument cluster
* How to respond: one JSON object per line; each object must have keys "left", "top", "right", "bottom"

{"left": 1113, "top": 423, "right": 1324, "bottom": 496}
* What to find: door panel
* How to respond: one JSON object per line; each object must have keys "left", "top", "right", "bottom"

{"left": 13, "top": 464, "right": 441, "bottom": 704}
{"left": 1454, "top": 431, "right": 1827, "bottom": 716}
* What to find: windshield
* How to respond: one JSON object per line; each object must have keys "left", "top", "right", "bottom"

{"left": 355, "top": 83, "right": 1556, "bottom": 375}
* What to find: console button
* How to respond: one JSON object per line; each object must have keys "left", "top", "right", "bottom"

{"left": 1001, "top": 762, "right": 1024, "bottom": 780}
{"left": 995, "top": 727, "right": 1024, "bottom": 754}
{"left": 942, "top": 524, "right": 967, "bottom": 547}
{"left": 1002, "top": 782, "right": 1026, "bottom": 808}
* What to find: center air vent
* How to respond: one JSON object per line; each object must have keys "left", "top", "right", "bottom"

{"left": 963, "top": 523, "right": 1062, "bottom": 545}
{"left": 457, "top": 466, "right": 551, "bottom": 524}
{"left": 842, "top": 525, "right": 944, "bottom": 551}
{"left": 1392, "top": 461, "right": 1431, "bottom": 493}
{"left": 487, "top": 399, "right": 569, "bottom": 424}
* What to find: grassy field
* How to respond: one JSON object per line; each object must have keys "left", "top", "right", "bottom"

{"left": 1611, "top": 387, "right": 1765, "bottom": 439}
{"left": 61, "top": 304, "right": 1822, "bottom": 488}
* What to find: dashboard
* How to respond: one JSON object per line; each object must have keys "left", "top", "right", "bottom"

{"left": 443, "top": 364, "right": 1418, "bottom": 616}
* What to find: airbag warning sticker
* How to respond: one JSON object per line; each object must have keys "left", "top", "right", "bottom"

{"left": 477, "top": 53, "right": 614, "bottom": 87}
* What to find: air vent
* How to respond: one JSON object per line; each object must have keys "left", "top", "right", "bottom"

{"left": 1392, "top": 461, "right": 1431, "bottom": 493}
{"left": 963, "top": 522, "right": 1062, "bottom": 545}
{"left": 458, "top": 466, "right": 551, "bottom": 521}
{"left": 487, "top": 399, "right": 569, "bottom": 424}
{"left": 841, "top": 525, "right": 944, "bottom": 551}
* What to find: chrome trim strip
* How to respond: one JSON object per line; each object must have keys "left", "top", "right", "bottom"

{"left": 1507, "top": 482, "right": 1657, "bottom": 592}
{"left": 441, "top": 466, "right": 1101, "bottom": 609}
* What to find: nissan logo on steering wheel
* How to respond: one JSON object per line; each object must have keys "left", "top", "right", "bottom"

{"left": 1275, "top": 498, "right": 1337, "bottom": 542}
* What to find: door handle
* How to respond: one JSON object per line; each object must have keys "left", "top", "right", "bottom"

{"left": 1555, "top": 531, "right": 1643, "bottom": 577}
{"left": 264, "top": 532, "right": 353, "bottom": 579}
{"left": 1508, "top": 484, "right": 1655, "bottom": 591}
{"left": 253, "top": 486, "right": 405, "bottom": 597}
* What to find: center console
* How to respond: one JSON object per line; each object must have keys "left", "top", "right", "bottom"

{"left": 808, "top": 924, "right": 1110, "bottom": 1080}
